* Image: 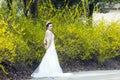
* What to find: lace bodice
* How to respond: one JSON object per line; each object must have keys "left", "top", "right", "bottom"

{"left": 45, "top": 30, "right": 55, "bottom": 50}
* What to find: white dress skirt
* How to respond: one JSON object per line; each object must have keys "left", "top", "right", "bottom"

{"left": 31, "top": 30, "right": 63, "bottom": 78}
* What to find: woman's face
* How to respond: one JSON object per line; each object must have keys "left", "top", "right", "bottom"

{"left": 48, "top": 24, "right": 53, "bottom": 30}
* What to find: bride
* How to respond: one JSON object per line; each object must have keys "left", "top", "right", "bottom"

{"left": 31, "top": 21, "right": 63, "bottom": 78}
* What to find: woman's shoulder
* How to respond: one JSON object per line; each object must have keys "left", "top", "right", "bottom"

{"left": 46, "top": 29, "right": 50, "bottom": 32}
{"left": 46, "top": 30, "right": 52, "bottom": 34}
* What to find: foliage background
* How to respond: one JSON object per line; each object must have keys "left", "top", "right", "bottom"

{"left": 0, "top": 0, "right": 120, "bottom": 79}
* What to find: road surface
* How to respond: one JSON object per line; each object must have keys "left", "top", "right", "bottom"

{"left": 30, "top": 70, "right": 120, "bottom": 80}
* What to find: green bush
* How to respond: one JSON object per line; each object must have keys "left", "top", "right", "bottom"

{"left": 0, "top": 0, "right": 120, "bottom": 76}
{"left": 55, "top": 21, "right": 120, "bottom": 64}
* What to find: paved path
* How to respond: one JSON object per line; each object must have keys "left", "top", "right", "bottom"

{"left": 30, "top": 70, "right": 120, "bottom": 80}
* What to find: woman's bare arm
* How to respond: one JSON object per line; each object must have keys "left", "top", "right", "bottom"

{"left": 44, "top": 30, "right": 52, "bottom": 49}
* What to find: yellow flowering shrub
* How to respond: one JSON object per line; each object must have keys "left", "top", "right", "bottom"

{"left": 0, "top": 1, "right": 120, "bottom": 76}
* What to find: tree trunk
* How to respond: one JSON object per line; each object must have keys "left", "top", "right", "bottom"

{"left": 88, "top": 1, "right": 98, "bottom": 18}
{"left": 30, "top": 0, "right": 38, "bottom": 18}
{"left": 88, "top": 3, "right": 94, "bottom": 17}
{"left": 6, "top": 0, "right": 12, "bottom": 10}
{"left": 23, "top": 0, "right": 38, "bottom": 18}
{"left": 23, "top": 0, "right": 29, "bottom": 17}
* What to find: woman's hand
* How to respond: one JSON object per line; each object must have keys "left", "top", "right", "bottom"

{"left": 44, "top": 39, "right": 47, "bottom": 49}
{"left": 44, "top": 42, "right": 48, "bottom": 50}
{"left": 44, "top": 45, "right": 48, "bottom": 50}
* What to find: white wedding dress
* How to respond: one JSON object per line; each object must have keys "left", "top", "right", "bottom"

{"left": 31, "top": 30, "right": 63, "bottom": 78}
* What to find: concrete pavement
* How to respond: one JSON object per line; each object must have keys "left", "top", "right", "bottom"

{"left": 30, "top": 70, "right": 120, "bottom": 80}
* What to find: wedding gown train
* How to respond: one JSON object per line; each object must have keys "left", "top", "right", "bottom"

{"left": 31, "top": 30, "right": 63, "bottom": 78}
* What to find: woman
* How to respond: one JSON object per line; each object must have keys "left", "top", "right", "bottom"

{"left": 31, "top": 21, "right": 63, "bottom": 78}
